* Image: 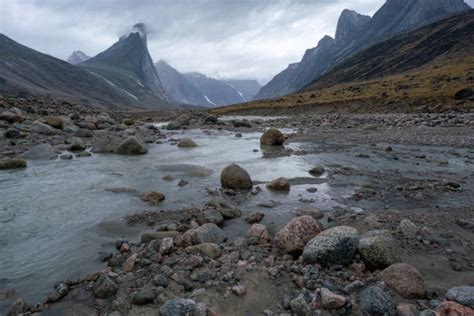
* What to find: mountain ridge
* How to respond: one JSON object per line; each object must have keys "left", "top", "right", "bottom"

{"left": 255, "top": 0, "right": 471, "bottom": 100}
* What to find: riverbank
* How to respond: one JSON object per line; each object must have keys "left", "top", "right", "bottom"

{"left": 1, "top": 97, "right": 473, "bottom": 315}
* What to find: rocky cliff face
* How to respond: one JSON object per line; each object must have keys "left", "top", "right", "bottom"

{"left": 66, "top": 51, "right": 90, "bottom": 65}
{"left": 335, "top": 9, "right": 371, "bottom": 48}
{"left": 255, "top": 0, "right": 470, "bottom": 100}
{"left": 79, "top": 23, "right": 171, "bottom": 107}
{"left": 0, "top": 34, "right": 163, "bottom": 108}
{"left": 155, "top": 60, "right": 210, "bottom": 106}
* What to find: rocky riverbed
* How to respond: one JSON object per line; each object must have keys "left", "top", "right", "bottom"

{"left": 1, "top": 96, "right": 474, "bottom": 315}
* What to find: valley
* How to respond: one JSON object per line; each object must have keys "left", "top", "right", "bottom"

{"left": 1, "top": 0, "right": 474, "bottom": 315}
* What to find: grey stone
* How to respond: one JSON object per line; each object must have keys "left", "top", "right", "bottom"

{"left": 220, "top": 164, "right": 252, "bottom": 190}
{"left": 358, "top": 230, "right": 400, "bottom": 270}
{"left": 446, "top": 286, "right": 474, "bottom": 308}
{"left": 159, "top": 298, "right": 199, "bottom": 316}
{"left": 303, "top": 226, "right": 358, "bottom": 266}
{"left": 359, "top": 286, "right": 396, "bottom": 316}
{"left": 20, "top": 144, "right": 57, "bottom": 160}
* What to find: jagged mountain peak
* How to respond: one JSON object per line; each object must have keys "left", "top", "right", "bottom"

{"left": 67, "top": 50, "right": 90, "bottom": 65}
{"left": 335, "top": 9, "right": 371, "bottom": 47}
{"left": 119, "top": 22, "right": 148, "bottom": 47}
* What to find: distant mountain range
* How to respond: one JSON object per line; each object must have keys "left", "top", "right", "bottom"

{"left": 155, "top": 60, "right": 261, "bottom": 107}
{"left": 0, "top": 33, "right": 167, "bottom": 109}
{"left": 255, "top": 0, "right": 471, "bottom": 100}
{"left": 0, "top": 22, "right": 259, "bottom": 109}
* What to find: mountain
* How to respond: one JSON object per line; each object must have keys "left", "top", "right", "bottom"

{"left": 305, "top": 9, "right": 474, "bottom": 91}
{"left": 67, "top": 51, "right": 90, "bottom": 65}
{"left": 155, "top": 60, "right": 210, "bottom": 106}
{"left": 214, "top": 10, "right": 474, "bottom": 114}
{"left": 255, "top": 0, "right": 470, "bottom": 100}
{"left": 0, "top": 33, "right": 159, "bottom": 108}
{"left": 79, "top": 23, "right": 172, "bottom": 108}
{"left": 222, "top": 79, "right": 262, "bottom": 101}
{"left": 183, "top": 72, "right": 246, "bottom": 107}
{"left": 255, "top": 10, "right": 370, "bottom": 99}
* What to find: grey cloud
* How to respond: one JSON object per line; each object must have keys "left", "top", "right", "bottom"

{"left": 1, "top": 0, "right": 473, "bottom": 83}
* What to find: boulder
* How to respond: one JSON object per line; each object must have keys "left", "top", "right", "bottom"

{"left": 0, "top": 158, "right": 27, "bottom": 170}
{"left": 290, "top": 294, "right": 312, "bottom": 316}
{"left": 309, "top": 165, "right": 325, "bottom": 177}
{"left": 445, "top": 286, "right": 474, "bottom": 308}
{"left": 30, "top": 120, "right": 57, "bottom": 135}
{"left": 234, "top": 120, "right": 252, "bottom": 128}
{"left": 205, "top": 197, "right": 241, "bottom": 219}
{"left": 4, "top": 128, "right": 20, "bottom": 139}
{"left": 188, "top": 243, "right": 221, "bottom": 259}
{"left": 302, "top": 226, "right": 358, "bottom": 266}
{"left": 196, "top": 209, "right": 224, "bottom": 226}
{"left": 275, "top": 215, "right": 322, "bottom": 254}
{"left": 132, "top": 287, "right": 155, "bottom": 305}
{"left": 397, "top": 219, "right": 418, "bottom": 236}
{"left": 123, "top": 253, "right": 137, "bottom": 272}
{"left": 44, "top": 116, "right": 64, "bottom": 129}
{"left": 454, "top": 87, "right": 474, "bottom": 100}
{"left": 20, "top": 144, "right": 57, "bottom": 160}
{"left": 260, "top": 128, "right": 286, "bottom": 146}
{"left": 184, "top": 223, "right": 226, "bottom": 245}
{"left": 379, "top": 263, "right": 426, "bottom": 299}
{"left": 159, "top": 237, "right": 174, "bottom": 255}
{"left": 159, "top": 298, "right": 199, "bottom": 316}
{"left": 140, "top": 231, "right": 181, "bottom": 244}
{"left": 295, "top": 208, "right": 324, "bottom": 220}
{"left": 166, "top": 115, "right": 190, "bottom": 130}
{"left": 396, "top": 303, "right": 419, "bottom": 316}
{"left": 92, "top": 277, "right": 118, "bottom": 299}
{"left": 245, "top": 212, "right": 264, "bottom": 223}
{"left": 359, "top": 286, "right": 396, "bottom": 316}
{"left": 246, "top": 224, "right": 271, "bottom": 244}
{"left": 358, "top": 230, "right": 400, "bottom": 270}
{"left": 114, "top": 137, "right": 147, "bottom": 155}
{"left": 435, "top": 301, "right": 474, "bottom": 316}
{"left": 75, "top": 128, "right": 94, "bottom": 138}
{"left": 139, "top": 191, "right": 165, "bottom": 205}
{"left": 69, "top": 139, "right": 86, "bottom": 152}
{"left": 266, "top": 177, "right": 290, "bottom": 192}
{"left": 220, "top": 164, "right": 252, "bottom": 190}
{"left": 177, "top": 138, "right": 197, "bottom": 148}
{"left": 320, "top": 287, "right": 346, "bottom": 309}
{"left": 0, "top": 111, "right": 24, "bottom": 123}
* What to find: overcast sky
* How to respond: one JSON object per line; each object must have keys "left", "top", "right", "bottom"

{"left": 1, "top": 0, "right": 473, "bottom": 83}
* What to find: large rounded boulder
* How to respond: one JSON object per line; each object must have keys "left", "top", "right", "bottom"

{"left": 177, "top": 138, "right": 197, "bottom": 148}
{"left": 358, "top": 230, "right": 400, "bottom": 271}
{"left": 379, "top": 263, "right": 426, "bottom": 299}
{"left": 20, "top": 144, "right": 57, "bottom": 160}
{"left": 220, "top": 164, "right": 252, "bottom": 190}
{"left": 275, "top": 215, "right": 322, "bottom": 254}
{"left": 260, "top": 128, "right": 287, "bottom": 146}
{"left": 0, "top": 158, "right": 27, "bottom": 170}
{"left": 266, "top": 177, "right": 291, "bottom": 192}
{"left": 302, "top": 226, "right": 358, "bottom": 266}
{"left": 114, "top": 137, "right": 147, "bottom": 155}
{"left": 183, "top": 223, "right": 226, "bottom": 245}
